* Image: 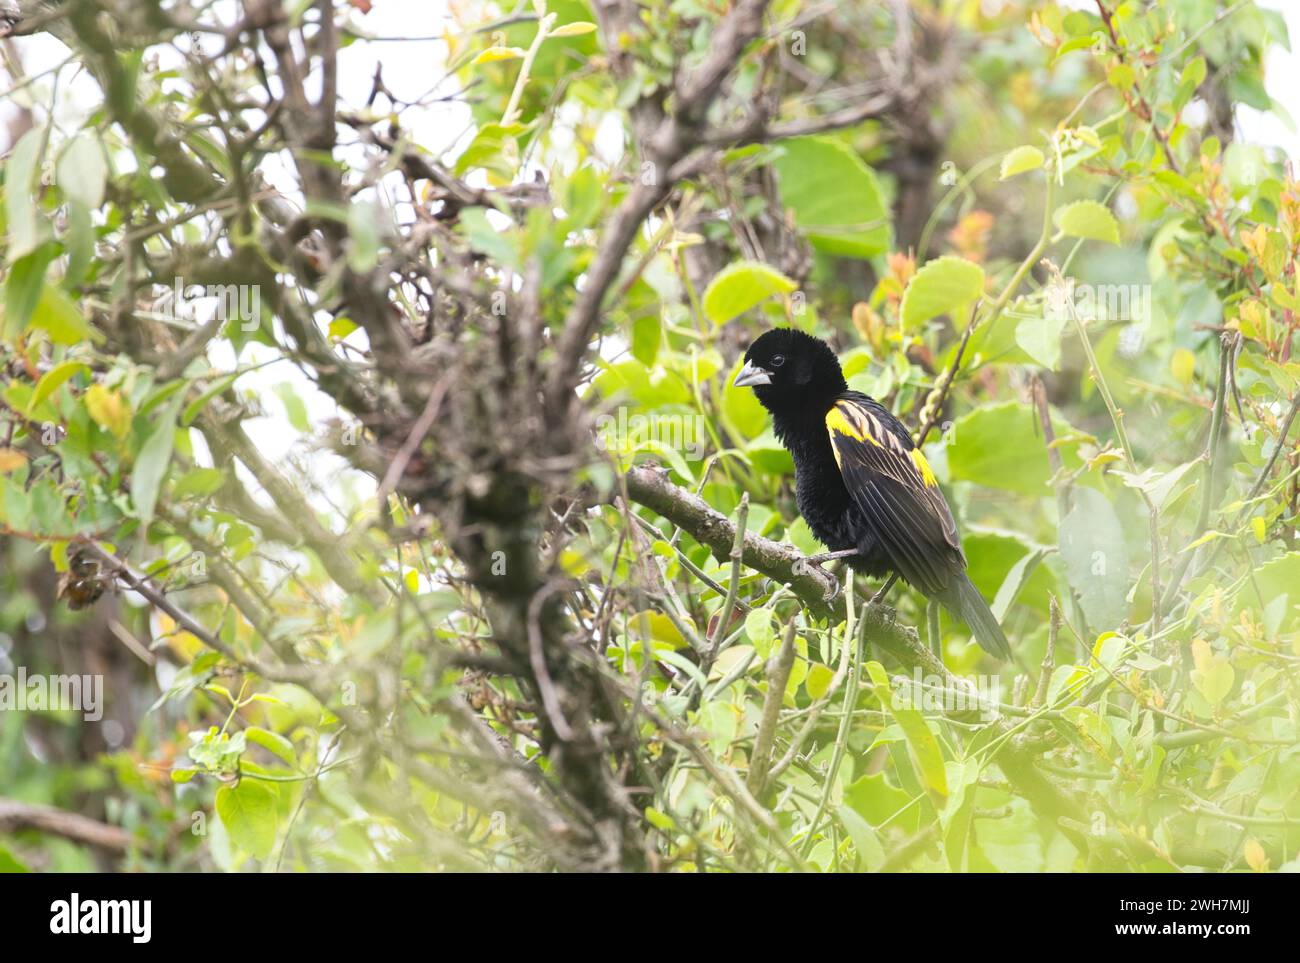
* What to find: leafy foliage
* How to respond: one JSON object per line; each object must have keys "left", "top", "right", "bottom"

{"left": 0, "top": 0, "right": 1297, "bottom": 873}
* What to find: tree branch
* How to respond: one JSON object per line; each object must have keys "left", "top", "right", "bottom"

{"left": 622, "top": 463, "right": 1091, "bottom": 838}
{"left": 0, "top": 797, "right": 132, "bottom": 852}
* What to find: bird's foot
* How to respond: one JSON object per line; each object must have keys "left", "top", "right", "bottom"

{"left": 793, "top": 549, "right": 857, "bottom": 602}
{"left": 868, "top": 572, "right": 899, "bottom": 608}
{"left": 821, "top": 572, "right": 843, "bottom": 603}
{"left": 804, "top": 549, "right": 861, "bottom": 567}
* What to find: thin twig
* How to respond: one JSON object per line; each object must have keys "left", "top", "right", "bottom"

{"left": 746, "top": 616, "right": 799, "bottom": 797}
{"left": 706, "top": 492, "right": 749, "bottom": 664}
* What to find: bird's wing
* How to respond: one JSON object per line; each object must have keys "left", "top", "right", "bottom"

{"left": 825, "top": 394, "right": 963, "bottom": 594}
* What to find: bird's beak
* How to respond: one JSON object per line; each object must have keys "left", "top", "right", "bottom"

{"left": 733, "top": 360, "right": 772, "bottom": 387}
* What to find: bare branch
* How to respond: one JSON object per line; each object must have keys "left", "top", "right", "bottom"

{"left": 0, "top": 797, "right": 132, "bottom": 852}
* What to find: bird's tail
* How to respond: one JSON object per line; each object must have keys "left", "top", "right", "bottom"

{"left": 936, "top": 573, "right": 1011, "bottom": 661}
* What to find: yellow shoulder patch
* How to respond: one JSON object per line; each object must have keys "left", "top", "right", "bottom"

{"left": 910, "top": 448, "right": 938, "bottom": 487}
{"left": 825, "top": 405, "right": 863, "bottom": 441}
{"left": 826, "top": 402, "right": 882, "bottom": 447}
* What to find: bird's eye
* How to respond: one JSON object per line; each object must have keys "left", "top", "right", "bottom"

{"left": 771, "top": 354, "right": 786, "bottom": 368}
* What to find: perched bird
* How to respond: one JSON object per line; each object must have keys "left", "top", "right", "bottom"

{"left": 56, "top": 545, "right": 109, "bottom": 611}
{"left": 733, "top": 328, "right": 1011, "bottom": 660}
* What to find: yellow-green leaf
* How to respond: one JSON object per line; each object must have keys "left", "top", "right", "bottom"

{"left": 215, "top": 779, "right": 279, "bottom": 860}
{"left": 702, "top": 261, "right": 797, "bottom": 326}
{"left": 1054, "top": 200, "right": 1120, "bottom": 244}
{"left": 27, "top": 360, "right": 89, "bottom": 415}
{"left": 900, "top": 256, "right": 984, "bottom": 329}
{"left": 805, "top": 663, "right": 834, "bottom": 700}
{"left": 85, "top": 384, "right": 131, "bottom": 439}
{"left": 29, "top": 284, "right": 102, "bottom": 345}
{"left": 1245, "top": 838, "right": 1269, "bottom": 872}
{"left": 1170, "top": 348, "right": 1195, "bottom": 386}
{"left": 131, "top": 393, "right": 184, "bottom": 528}
{"left": 1000, "top": 145, "right": 1045, "bottom": 180}
{"left": 866, "top": 661, "right": 948, "bottom": 798}
{"left": 549, "top": 21, "right": 597, "bottom": 37}
{"left": 473, "top": 46, "right": 527, "bottom": 64}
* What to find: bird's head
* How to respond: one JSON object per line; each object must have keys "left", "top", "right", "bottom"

{"left": 733, "top": 328, "right": 847, "bottom": 414}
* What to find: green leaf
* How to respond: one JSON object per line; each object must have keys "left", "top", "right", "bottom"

{"left": 1112, "top": 459, "right": 1201, "bottom": 512}
{"left": 744, "top": 607, "right": 776, "bottom": 655}
{"left": 27, "top": 360, "right": 89, "bottom": 415}
{"left": 182, "top": 373, "right": 238, "bottom": 427}
{"left": 771, "top": 136, "right": 892, "bottom": 258}
{"left": 645, "top": 807, "right": 674, "bottom": 833}
{"left": 941, "top": 760, "right": 978, "bottom": 870}
{"left": 3, "top": 244, "right": 56, "bottom": 338}
{"left": 454, "top": 122, "right": 524, "bottom": 178}
{"left": 1240, "top": 553, "right": 1300, "bottom": 631}
{"left": 56, "top": 133, "right": 108, "bottom": 209}
{"left": 1181, "top": 56, "right": 1207, "bottom": 90}
{"left": 1190, "top": 641, "right": 1234, "bottom": 707}
{"left": 215, "top": 779, "right": 279, "bottom": 860}
{"left": 866, "top": 661, "right": 948, "bottom": 798}
{"left": 64, "top": 200, "right": 94, "bottom": 286}
{"left": 1058, "top": 487, "right": 1129, "bottom": 631}
{"left": 5, "top": 127, "right": 47, "bottom": 263}
{"left": 1054, "top": 200, "right": 1120, "bottom": 244}
{"left": 132, "top": 393, "right": 185, "bottom": 528}
{"left": 0, "top": 845, "right": 31, "bottom": 873}
{"left": 328, "top": 316, "right": 358, "bottom": 340}
{"left": 29, "top": 283, "right": 101, "bottom": 345}
{"left": 1107, "top": 63, "right": 1136, "bottom": 91}
{"left": 1000, "top": 145, "right": 1045, "bottom": 180}
{"left": 244, "top": 726, "right": 297, "bottom": 765}
{"left": 745, "top": 428, "right": 794, "bottom": 475}
{"left": 630, "top": 438, "right": 694, "bottom": 485}
{"left": 1, "top": 477, "right": 33, "bottom": 531}
{"left": 85, "top": 384, "right": 131, "bottom": 438}
{"left": 946, "top": 401, "right": 1083, "bottom": 495}
{"left": 990, "top": 547, "right": 1047, "bottom": 622}
{"left": 837, "top": 805, "right": 885, "bottom": 871}
{"left": 273, "top": 382, "right": 310, "bottom": 432}
{"left": 459, "top": 207, "right": 518, "bottom": 268}
{"left": 805, "top": 662, "right": 833, "bottom": 699}
{"left": 783, "top": 518, "right": 821, "bottom": 559}
{"left": 844, "top": 772, "right": 917, "bottom": 829}
{"left": 900, "top": 256, "right": 985, "bottom": 329}
{"left": 696, "top": 701, "right": 738, "bottom": 754}
{"left": 548, "top": 21, "right": 597, "bottom": 38}
{"left": 701, "top": 261, "right": 797, "bottom": 326}
{"left": 655, "top": 647, "right": 708, "bottom": 689}
{"left": 1015, "top": 314, "right": 1066, "bottom": 369}
{"left": 978, "top": 799, "right": 1045, "bottom": 872}
{"left": 630, "top": 313, "right": 661, "bottom": 366}
{"left": 29, "top": 479, "right": 65, "bottom": 533}
{"left": 1053, "top": 33, "right": 1102, "bottom": 62}
{"left": 172, "top": 467, "right": 225, "bottom": 500}
{"left": 472, "top": 45, "right": 527, "bottom": 64}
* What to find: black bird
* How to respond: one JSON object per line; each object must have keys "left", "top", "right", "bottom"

{"left": 733, "top": 328, "right": 1011, "bottom": 660}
